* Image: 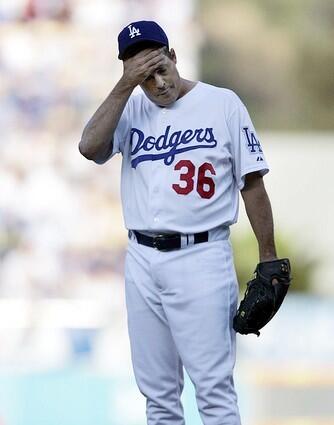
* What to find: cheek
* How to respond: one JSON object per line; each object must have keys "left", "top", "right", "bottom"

{"left": 141, "top": 80, "right": 151, "bottom": 89}
{"left": 141, "top": 81, "right": 155, "bottom": 95}
{"left": 169, "top": 72, "right": 179, "bottom": 87}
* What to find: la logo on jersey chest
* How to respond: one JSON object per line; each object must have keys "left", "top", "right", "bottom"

{"left": 129, "top": 125, "right": 218, "bottom": 168}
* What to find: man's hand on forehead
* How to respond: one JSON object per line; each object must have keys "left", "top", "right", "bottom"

{"left": 122, "top": 47, "right": 167, "bottom": 87}
{"left": 130, "top": 46, "right": 166, "bottom": 60}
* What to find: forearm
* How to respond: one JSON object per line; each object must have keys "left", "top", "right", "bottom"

{"left": 79, "top": 77, "right": 134, "bottom": 163}
{"left": 79, "top": 48, "right": 167, "bottom": 163}
{"left": 241, "top": 176, "right": 277, "bottom": 262}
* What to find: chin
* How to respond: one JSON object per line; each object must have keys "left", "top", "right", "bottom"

{"left": 156, "top": 93, "right": 178, "bottom": 107}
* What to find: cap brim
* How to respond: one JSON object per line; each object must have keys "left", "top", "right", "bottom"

{"left": 118, "top": 39, "right": 168, "bottom": 60}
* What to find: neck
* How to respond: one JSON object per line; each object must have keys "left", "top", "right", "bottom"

{"left": 177, "top": 78, "right": 197, "bottom": 100}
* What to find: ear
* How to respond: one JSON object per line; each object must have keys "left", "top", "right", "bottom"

{"left": 170, "top": 48, "right": 177, "bottom": 64}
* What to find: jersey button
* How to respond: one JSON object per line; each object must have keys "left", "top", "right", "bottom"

{"left": 154, "top": 217, "right": 159, "bottom": 223}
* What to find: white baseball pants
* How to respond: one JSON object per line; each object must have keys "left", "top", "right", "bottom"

{"left": 124, "top": 229, "right": 242, "bottom": 425}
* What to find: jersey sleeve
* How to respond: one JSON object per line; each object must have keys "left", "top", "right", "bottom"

{"left": 227, "top": 92, "right": 269, "bottom": 190}
{"left": 110, "top": 96, "right": 133, "bottom": 157}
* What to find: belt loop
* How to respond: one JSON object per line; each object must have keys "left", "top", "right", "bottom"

{"left": 180, "top": 234, "right": 188, "bottom": 249}
{"left": 188, "top": 234, "right": 195, "bottom": 246}
{"left": 128, "top": 230, "right": 136, "bottom": 241}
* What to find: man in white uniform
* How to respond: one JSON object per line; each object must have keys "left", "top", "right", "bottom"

{"left": 79, "top": 21, "right": 280, "bottom": 425}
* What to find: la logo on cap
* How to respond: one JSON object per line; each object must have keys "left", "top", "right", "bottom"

{"left": 128, "top": 24, "right": 141, "bottom": 39}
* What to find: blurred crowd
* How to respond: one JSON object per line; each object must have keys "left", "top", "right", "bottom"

{"left": 0, "top": 0, "right": 152, "bottom": 300}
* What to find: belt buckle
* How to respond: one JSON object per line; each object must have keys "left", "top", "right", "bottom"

{"left": 152, "top": 234, "right": 166, "bottom": 251}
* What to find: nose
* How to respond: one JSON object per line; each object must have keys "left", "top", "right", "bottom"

{"left": 154, "top": 73, "right": 166, "bottom": 89}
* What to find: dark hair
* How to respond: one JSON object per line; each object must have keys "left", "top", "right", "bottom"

{"left": 122, "top": 42, "right": 172, "bottom": 60}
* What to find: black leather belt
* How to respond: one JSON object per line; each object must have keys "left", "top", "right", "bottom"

{"left": 129, "top": 230, "right": 209, "bottom": 251}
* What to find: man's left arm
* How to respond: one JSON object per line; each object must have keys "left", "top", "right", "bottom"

{"left": 241, "top": 171, "right": 277, "bottom": 262}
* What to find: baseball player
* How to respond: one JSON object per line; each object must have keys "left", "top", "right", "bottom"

{"left": 79, "top": 21, "right": 291, "bottom": 425}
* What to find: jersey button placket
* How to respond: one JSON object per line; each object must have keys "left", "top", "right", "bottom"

{"left": 151, "top": 162, "right": 161, "bottom": 228}
{"left": 150, "top": 108, "right": 168, "bottom": 229}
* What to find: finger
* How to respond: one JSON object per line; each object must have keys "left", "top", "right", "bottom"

{"left": 142, "top": 61, "right": 166, "bottom": 79}
{"left": 139, "top": 55, "right": 165, "bottom": 70}
{"left": 134, "top": 46, "right": 165, "bottom": 61}
{"left": 144, "top": 55, "right": 167, "bottom": 70}
{"left": 142, "top": 46, "right": 165, "bottom": 56}
{"left": 136, "top": 56, "right": 165, "bottom": 75}
{"left": 123, "top": 48, "right": 157, "bottom": 64}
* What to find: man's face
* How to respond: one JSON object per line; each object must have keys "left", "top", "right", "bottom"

{"left": 140, "top": 48, "right": 181, "bottom": 107}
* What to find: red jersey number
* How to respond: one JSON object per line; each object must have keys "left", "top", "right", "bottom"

{"left": 172, "top": 160, "right": 195, "bottom": 195}
{"left": 197, "top": 162, "right": 216, "bottom": 199}
{"left": 172, "top": 160, "right": 216, "bottom": 199}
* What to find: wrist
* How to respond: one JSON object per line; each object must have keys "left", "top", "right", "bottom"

{"left": 258, "top": 239, "right": 277, "bottom": 263}
{"left": 117, "top": 76, "right": 137, "bottom": 93}
{"left": 260, "top": 255, "right": 278, "bottom": 263}
{"left": 259, "top": 250, "right": 277, "bottom": 262}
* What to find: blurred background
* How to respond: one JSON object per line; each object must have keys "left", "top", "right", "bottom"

{"left": 0, "top": 0, "right": 333, "bottom": 424}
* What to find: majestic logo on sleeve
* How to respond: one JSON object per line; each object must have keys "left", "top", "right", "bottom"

{"left": 242, "top": 127, "right": 263, "bottom": 154}
{"left": 130, "top": 125, "right": 218, "bottom": 168}
{"left": 128, "top": 24, "right": 141, "bottom": 38}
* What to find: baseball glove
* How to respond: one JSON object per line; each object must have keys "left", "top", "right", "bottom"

{"left": 233, "top": 258, "right": 291, "bottom": 336}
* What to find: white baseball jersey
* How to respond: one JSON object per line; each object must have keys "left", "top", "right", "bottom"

{"left": 111, "top": 81, "right": 269, "bottom": 233}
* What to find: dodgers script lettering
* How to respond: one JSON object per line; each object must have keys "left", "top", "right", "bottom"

{"left": 130, "top": 125, "right": 218, "bottom": 168}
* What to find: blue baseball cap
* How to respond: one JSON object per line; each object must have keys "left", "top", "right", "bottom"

{"left": 118, "top": 20, "right": 169, "bottom": 60}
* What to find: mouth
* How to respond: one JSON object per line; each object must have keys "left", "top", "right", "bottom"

{"left": 157, "top": 89, "right": 170, "bottom": 96}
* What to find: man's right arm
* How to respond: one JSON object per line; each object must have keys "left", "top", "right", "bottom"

{"left": 79, "top": 48, "right": 167, "bottom": 164}
{"left": 78, "top": 78, "right": 134, "bottom": 164}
